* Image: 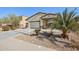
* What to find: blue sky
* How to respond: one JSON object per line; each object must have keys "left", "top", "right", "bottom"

{"left": 0, "top": 7, "right": 79, "bottom": 18}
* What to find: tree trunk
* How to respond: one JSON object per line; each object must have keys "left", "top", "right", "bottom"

{"left": 62, "top": 30, "right": 69, "bottom": 39}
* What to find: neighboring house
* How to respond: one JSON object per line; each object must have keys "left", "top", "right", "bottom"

{"left": 26, "top": 12, "right": 57, "bottom": 29}
{"left": 19, "top": 16, "right": 28, "bottom": 29}
{"left": 0, "top": 23, "right": 12, "bottom": 31}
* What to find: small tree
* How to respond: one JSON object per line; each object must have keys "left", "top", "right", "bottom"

{"left": 49, "top": 8, "right": 79, "bottom": 39}
{"left": 8, "top": 14, "right": 20, "bottom": 29}
{"left": 35, "top": 29, "right": 40, "bottom": 36}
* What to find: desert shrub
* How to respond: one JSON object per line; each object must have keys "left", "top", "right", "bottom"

{"left": 12, "top": 26, "right": 17, "bottom": 30}
{"left": 9, "top": 25, "right": 17, "bottom": 30}
{"left": 2, "top": 26, "right": 10, "bottom": 31}
{"left": 5, "top": 24, "right": 19, "bottom": 30}
{"left": 35, "top": 29, "right": 40, "bottom": 35}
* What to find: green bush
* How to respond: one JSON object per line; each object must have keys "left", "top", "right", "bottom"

{"left": 35, "top": 29, "right": 40, "bottom": 35}
{"left": 2, "top": 26, "right": 10, "bottom": 31}
{"left": 12, "top": 26, "right": 16, "bottom": 30}
{"left": 9, "top": 25, "right": 17, "bottom": 30}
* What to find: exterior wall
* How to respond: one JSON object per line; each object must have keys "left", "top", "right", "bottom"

{"left": 43, "top": 20, "right": 48, "bottom": 29}
{"left": 0, "top": 23, "right": 2, "bottom": 31}
{"left": 0, "top": 27, "right": 2, "bottom": 31}
{"left": 40, "top": 20, "right": 43, "bottom": 29}
{"left": 19, "top": 16, "right": 28, "bottom": 28}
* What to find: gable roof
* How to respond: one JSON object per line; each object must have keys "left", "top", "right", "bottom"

{"left": 26, "top": 12, "right": 47, "bottom": 21}
{"left": 41, "top": 13, "right": 57, "bottom": 19}
{"left": 26, "top": 12, "right": 57, "bottom": 22}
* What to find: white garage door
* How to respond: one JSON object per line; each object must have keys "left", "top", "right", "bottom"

{"left": 30, "top": 22, "right": 40, "bottom": 29}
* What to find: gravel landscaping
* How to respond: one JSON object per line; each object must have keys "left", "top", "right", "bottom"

{"left": 15, "top": 31, "right": 79, "bottom": 51}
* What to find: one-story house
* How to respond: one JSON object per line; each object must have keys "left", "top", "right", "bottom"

{"left": 26, "top": 12, "right": 57, "bottom": 29}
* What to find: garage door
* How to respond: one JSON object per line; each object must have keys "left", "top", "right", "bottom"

{"left": 30, "top": 22, "right": 40, "bottom": 29}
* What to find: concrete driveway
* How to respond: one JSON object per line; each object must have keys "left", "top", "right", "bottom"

{"left": 0, "top": 30, "right": 20, "bottom": 40}
{"left": 0, "top": 28, "right": 33, "bottom": 40}
{"left": 0, "top": 29, "right": 55, "bottom": 51}
{"left": 0, "top": 37, "right": 54, "bottom": 51}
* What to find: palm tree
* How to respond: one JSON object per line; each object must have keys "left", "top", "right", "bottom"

{"left": 49, "top": 8, "right": 79, "bottom": 39}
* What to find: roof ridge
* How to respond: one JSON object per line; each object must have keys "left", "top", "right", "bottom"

{"left": 26, "top": 12, "right": 47, "bottom": 20}
{"left": 40, "top": 13, "right": 57, "bottom": 19}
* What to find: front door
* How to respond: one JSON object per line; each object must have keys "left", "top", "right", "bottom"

{"left": 43, "top": 20, "right": 48, "bottom": 29}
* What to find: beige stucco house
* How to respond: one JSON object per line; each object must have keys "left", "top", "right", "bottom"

{"left": 0, "top": 23, "right": 2, "bottom": 31}
{"left": 25, "top": 12, "right": 63, "bottom": 35}
{"left": 19, "top": 16, "right": 28, "bottom": 29}
{"left": 26, "top": 12, "right": 57, "bottom": 30}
